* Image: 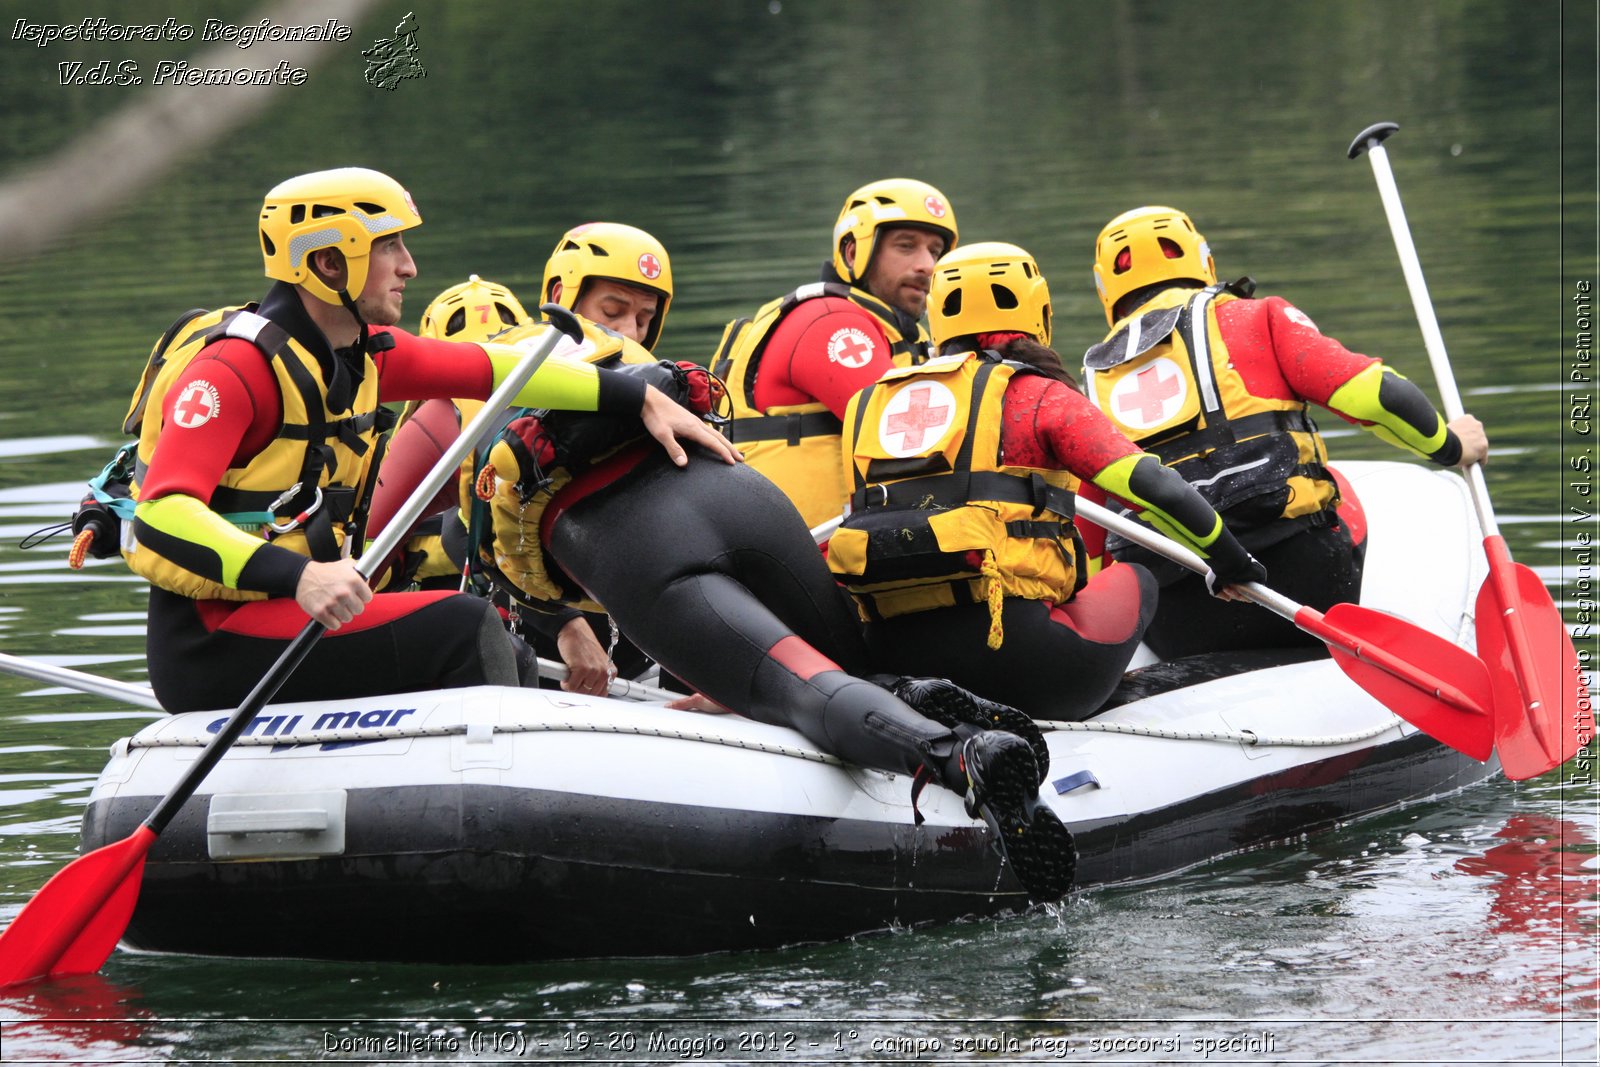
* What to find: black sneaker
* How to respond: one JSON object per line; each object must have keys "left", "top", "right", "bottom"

{"left": 960, "top": 731, "right": 1077, "bottom": 902}
{"left": 889, "top": 676, "right": 1049, "bottom": 786}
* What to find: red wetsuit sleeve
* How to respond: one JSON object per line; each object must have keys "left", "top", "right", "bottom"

{"left": 1217, "top": 297, "right": 1378, "bottom": 407}
{"left": 369, "top": 327, "right": 494, "bottom": 404}
{"left": 138, "top": 339, "right": 282, "bottom": 502}
{"left": 753, "top": 298, "right": 898, "bottom": 417}
{"left": 1000, "top": 375, "right": 1143, "bottom": 479}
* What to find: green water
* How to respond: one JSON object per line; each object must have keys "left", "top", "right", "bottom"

{"left": 0, "top": 1, "right": 1594, "bottom": 1062}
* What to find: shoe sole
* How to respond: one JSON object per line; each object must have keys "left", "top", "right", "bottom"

{"left": 967, "top": 738, "right": 1077, "bottom": 902}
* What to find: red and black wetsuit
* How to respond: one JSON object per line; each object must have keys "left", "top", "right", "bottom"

{"left": 139, "top": 283, "right": 641, "bottom": 711}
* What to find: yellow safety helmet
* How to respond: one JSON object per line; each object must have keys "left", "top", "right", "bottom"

{"left": 832, "top": 178, "right": 958, "bottom": 285}
{"left": 928, "top": 241, "right": 1052, "bottom": 350}
{"left": 418, "top": 275, "right": 531, "bottom": 342}
{"left": 542, "top": 222, "right": 673, "bottom": 350}
{"left": 1092, "top": 205, "right": 1215, "bottom": 325}
{"left": 259, "top": 167, "right": 422, "bottom": 307}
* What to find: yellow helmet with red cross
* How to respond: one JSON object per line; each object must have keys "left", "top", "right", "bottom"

{"left": 541, "top": 222, "right": 673, "bottom": 350}
{"left": 832, "top": 178, "right": 958, "bottom": 285}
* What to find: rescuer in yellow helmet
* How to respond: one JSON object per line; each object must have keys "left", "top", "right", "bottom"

{"left": 129, "top": 168, "right": 736, "bottom": 712}
{"left": 368, "top": 222, "right": 679, "bottom": 697}
{"left": 1082, "top": 206, "right": 1487, "bottom": 657}
{"left": 710, "top": 177, "right": 959, "bottom": 530}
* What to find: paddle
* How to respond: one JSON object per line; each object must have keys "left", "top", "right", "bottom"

{"left": 1073, "top": 496, "right": 1495, "bottom": 760}
{"left": 1349, "top": 121, "right": 1587, "bottom": 780}
{"left": 0, "top": 652, "right": 162, "bottom": 711}
{"left": 0, "top": 649, "right": 669, "bottom": 709}
{"left": 0, "top": 306, "right": 585, "bottom": 988}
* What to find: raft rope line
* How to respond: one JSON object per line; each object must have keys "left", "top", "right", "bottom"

{"left": 122, "top": 713, "right": 1404, "bottom": 763}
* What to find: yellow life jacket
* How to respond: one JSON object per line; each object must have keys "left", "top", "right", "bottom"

{"left": 465, "top": 322, "right": 653, "bottom": 612}
{"left": 826, "top": 352, "right": 1080, "bottom": 647}
{"left": 125, "top": 308, "right": 390, "bottom": 600}
{"left": 1081, "top": 282, "right": 1336, "bottom": 531}
{"left": 710, "top": 281, "right": 930, "bottom": 530}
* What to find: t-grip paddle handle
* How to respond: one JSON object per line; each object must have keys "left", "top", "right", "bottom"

{"left": 1346, "top": 121, "right": 1400, "bottom": 160}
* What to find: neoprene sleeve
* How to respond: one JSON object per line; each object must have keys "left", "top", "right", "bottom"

{"left": 482, "top": 346, "right": 648, "bottom": 414}
{"left": 133, "top": 493, "right": 308, "bottom": 595}
{"left": 1090, "top": 454, "right": 1260, "bottom": 581}
{"left": 1326, "top": 363, "right": 1460, "bottom": 464}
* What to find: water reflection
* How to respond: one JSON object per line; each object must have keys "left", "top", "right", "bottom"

{"left": 1454, "top": 816, "right": 1599, "bottom": 1014}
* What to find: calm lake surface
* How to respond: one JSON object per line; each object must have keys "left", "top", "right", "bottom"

{"left": 0, "top": 1, "right": 1594, "bottom": 1063}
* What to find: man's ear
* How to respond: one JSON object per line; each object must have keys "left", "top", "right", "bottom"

{"left": 841, "top": 236, "right": 856, "bottom": 273}
{"left": 311, "top": 247, "right": 348, "bottom": 289}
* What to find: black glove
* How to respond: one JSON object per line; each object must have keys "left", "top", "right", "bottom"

{"left": 1205, "top": 551, "right": 1267, "bottom": 597}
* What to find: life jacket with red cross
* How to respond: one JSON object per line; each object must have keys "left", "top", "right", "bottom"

{"left": 709, "top": 281, "right": 930, "bottom": 529}
{"left": 1081, "top": 281, "right": 1337, "bottom": 543}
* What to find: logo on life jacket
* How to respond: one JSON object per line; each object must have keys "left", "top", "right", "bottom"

{"left": 876, "top": 380, "right": 956, "bottom": 456}
{"left": 171, "top": 380, "right": 221, "bottom": 429}
{"left": 1107, "top": 356, "right": 1188, "bottom": 431}
{"left": 1282, "top": 304, "right": 1318, "bottom": 331}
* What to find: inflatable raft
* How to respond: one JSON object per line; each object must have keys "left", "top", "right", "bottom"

{"left": 80, "top": 461, "right": 1498, "bottom": 963}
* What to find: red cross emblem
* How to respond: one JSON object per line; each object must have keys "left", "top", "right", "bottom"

{"left": 923, "top": 195, "right": 947, "bottom": 219}
{"left": 172, "top": 380, "right": 220, "bottom": 429}
{"left": 637, "top": 253, "right": 662, "bottom": 280}
{"left": 881, "top": 382, "right": 954, "bottom": 455}
{"left": 827, "top": 327, "right": 877, "bottom": 369}
{"left": 1110, "top": 358, "right": 1186, "bottom": 428}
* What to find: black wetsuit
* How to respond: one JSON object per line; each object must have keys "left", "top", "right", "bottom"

{"left": 864, "top": 560, "right": 1158, "bottom": 721}
{"left": 1136, "top": 514, "right": 1363, "bottom": 659}
{"left": 543, "top": 449, "right": 964, "bottom": 779}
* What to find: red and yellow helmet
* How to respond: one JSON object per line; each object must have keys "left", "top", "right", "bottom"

{"left": 1092, "top": 206, "right": 1215, "bottom": 325}
{"left": 418, "top": 275, "right": 531, "bottom": 343}
{"left": 259, "top": 167, "right": 422, "bottom": 306}
{"left": 542, "top": 222, "right": 673, "bottom": 350}
{"left": 832, "top": 178, "right": 958, "bottom": 285}
{"left": 928, "top": 242, "right": 1052, "bottom": 351}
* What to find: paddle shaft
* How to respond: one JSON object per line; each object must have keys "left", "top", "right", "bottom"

{"left": 1349, "top": 124, "right": 1549, "bottom": 724}
{"left": 1349, "top": 127, "right": 1496, "bottom": 530}
{"left": 0, "top": 651, "right": 161, "bottom": 711}
{"left": 534, "top": 656, "right": 674, "bottom": 702}
{"left": 138, "top": 309, "right": 582, "bottom": 836}
{"left": 810, "top": 515, "right": 842, "bottom": 544}
{"left": 1073, "top": 496, "right": 1483, "bottom": 715}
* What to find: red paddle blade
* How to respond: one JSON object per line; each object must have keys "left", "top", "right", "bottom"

{"left": 0, "top": 826, "right": 153, "bottom": 988}
{"left": 1476, "top": 559, "right": 1588, "bottom": 780}
{"left": 1319, "top": 603, "right": 1496, "bottom": 760}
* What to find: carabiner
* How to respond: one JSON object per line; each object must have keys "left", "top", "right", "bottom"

{"left": 266, "top": 485, "right": 323, "bottom": 534}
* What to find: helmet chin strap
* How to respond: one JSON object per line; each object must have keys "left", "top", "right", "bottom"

{"left": 336, "top": 286, "right": 375, "bottom": 352}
